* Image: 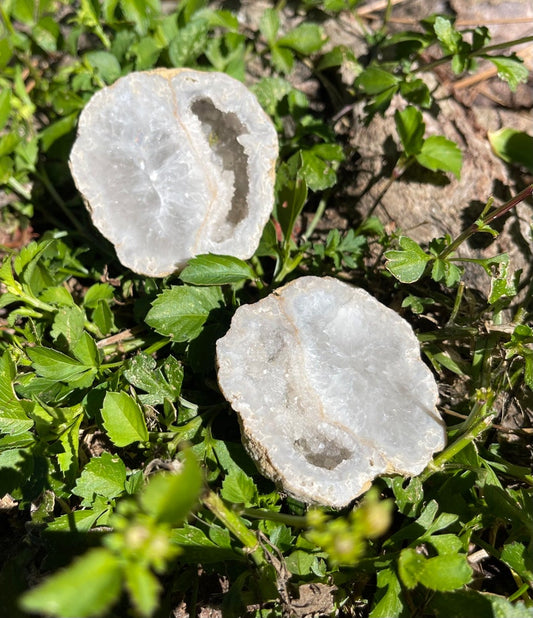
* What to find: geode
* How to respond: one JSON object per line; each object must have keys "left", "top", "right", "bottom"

{"left": 216, "top": 276, "right": 446, "bottom": 507}
{"left": 69, "top": 69, "right": 278, "bottom": 276}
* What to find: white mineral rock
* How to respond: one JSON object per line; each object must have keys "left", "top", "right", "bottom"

{"left": 216, "top": 276, "right": 446, "bottom": 508}
{"left": 69, "top": 69, "right": 278, "bottom": 276}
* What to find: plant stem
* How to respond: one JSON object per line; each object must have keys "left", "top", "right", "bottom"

{"left": 478, "top": 36, "right": 533, "bottom": 54}
{"left": 144, "top": 337, "right": 171, "bottom": 356}
{"left": 382, "top": 0, "right": 393, "bottom": 30}
{"left": 242, "top": 507, "right": 308, "bottom": 528}
{"left": 7, "top": 178, "right": 32, "bottom": 201}
{"left": 273, "top": 251, "right": 304, "bottom": 283}
{"left": 420, "top": 396, "right": 495, "bottom": 481}
{"left": 202, "top": 492, "right": 265, "bottom": 566}
{"left": 250, "top": 256, "right": 265, "bottom": 291}
{"left": 302, "top": 192, "right": 329, "bottom": 242}
{"left": 447, "top": 281, "right": 464, "bottom": 325}
{"left": 415, "top": 35, "right": 533, "bottom": 74}
{"left": 438, "top": 184, "right": 533, "bottom": 260}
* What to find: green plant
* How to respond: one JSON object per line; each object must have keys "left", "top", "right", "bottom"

{"left": 1, "top": 1, "right": 532, "bottom": 617}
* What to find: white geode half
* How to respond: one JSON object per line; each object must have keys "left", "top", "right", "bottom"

{"left": 69, "top": 69, "right": 278, "bottom": 276}
{"left": 216, "top": 276, "right": 446, "bottom": 508}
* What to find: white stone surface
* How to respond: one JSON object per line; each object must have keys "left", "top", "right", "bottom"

{"left": 216, "top": 276, "right": 446, "bottom": 508}
{"left": 69, "top": 69, "right": 278, "bottom": 276}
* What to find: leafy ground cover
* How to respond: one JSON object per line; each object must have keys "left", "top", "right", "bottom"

{"left": 0, "top": 1, "right": 532, "bottom": 616}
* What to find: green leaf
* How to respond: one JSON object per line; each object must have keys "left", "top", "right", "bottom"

{"left": 0, "top": 132, "right": 20, "bottom": 157}
{"left": 0, "top": 351, "right": 34, "bottom": 436}
{"left": 47, "top": 506, "right": 108, "bottom": 533}
{"left": 500, "top": 542, "right": 533, "bottom": 584}
{"left": 426, "top": 534, "right": 464, "bottom": 556}
{"left": 92, "top": 299, "right": 116, "bottom": 336}
{"left": 398, "top": 547, "right": 426, "bottom": 589}
{"left": 0, "top": 36, "right": 13, "bottom": 70}
{"left": 387, "top": 476, "right": 424, "bottom": 517}
{"left": 221, "top": 468, "right": 258, "bottom": 506}
{"left": 429, "top": 590, "right": 533, "bottom": 618}
{"left": 0, "top": 446, "right": 34, "bottom": 495}
{"left": 40, "top": 113, "right": 78, "bottom": 152}
{"left": 434, "top": 16, "right": 461, "bottom": 54}
{"left": 489, "top": 595, "right": 533, "bottom": 618}
{"left": 259, "top": 8, "right": 279, "bottom": 46}
{"left": 416, "top": 135, "right": 462, "bottom": 179}
{"left": 298, "top": 143, "right": 344, "bottom": 191}
{"left": 395, "top": 106, "right": 425, "bottom": 156}
{"left": 204, "top": 9, "right": 239, "bottom": 30}
{"left": 124, "top": 562, "right": 161, "bottom": 618}
{"left": 0, "top": 89, "right": 11, "bottom": 131}
{"left": 57, "top": 411, "right": 83, "bottom": 479}
{"left": 489, "top": 271, "right": 517, "bottom": 304}
{"left": 370, "top": 568, "right": 404, "bottom": 618}
{"left": 101, "top": 391, "right": 149, "bottom": 447}
{"left": 13, "top": 240, "right": 54, "bottom": 284}
{"left": 271, "top": 44, "right": 294, "bottom": 73}
{"left": 418, "top": 553, "right": 472, "bottom": 591}
{"left": 180, "top": 254, "right": 255, "bottom": 285}
{"left": 71, "top": 331, "right": 100, "bottom": 368}
{"left": 0, "top": 155, "right": 13, "bottom": 184}
{"left": 85, "top": 50, "right": 122, "bottom": 84}
{"left": 83, "top": 283, "right": 114, "bottom": 308}
{"left": 399, "top": 78, "right": 432, "bottom": 108}
{"left": 399, "top": 547, "right": 472, "bottom": 591}
{"left": 27, "top": 346, "right": 95, "bottom": 383}
{"left": 124, "top": 353, "right": 182, "bottom": 405}
{"left": 171, "top": 523, "right": 241, "bottom": 562}
{"left": 269, "top": 524, "right": 294, "bottom": 552}
{"left": 73, "top": 452, "right": 127, "bottom": 505}
{"left": 35, "top": 20, "right": 58, "bottom": 53}
{"left": 472, "top": 26, "right": 491, "bottom": 51}
{"left": 140, "top": 450, "right": 202, "bottom": 525}
{"left": 50, "top": 305, "right": 86, "bottom": 345}
{"left": 401, "top": 294, "right": 434, "bottom": 315}
{"left": 20, "top": 548, "right": 122, "bottom": 618}
{"left": 355, "top": 66, "right": 400, "bottom": 95}
{"left": 487, "top": 55, "right": 529, "bottom": 92}
{"left": 385, "top": 236, "right": 431, "bottom": 283}
{"left": 278, "top": 23, "right": 326, "bottom": 55}
{"left": 129, "top": 35, "right": 161, "bottom": 70}
{"left": 427, "top": 513, "right": 459, "bottom": 534}
{"left": 146, "top": 285, "right": 223, "bottom": 342}
{"left": 488, "top": 128, "right": 533, "bottom": 172}
{"left": 285, "top": 550, "right": 316, "bottom": 575}
{"left": 11, "top": 0, "right": 34, "bottom": 24}
{"left": 252, "top": 77, "right": 293, "bottom": 116}
{"left": 431, "top": 258, "right": 463, "bottom": 287}
{"left": 317, "top": 44, "right": 358, "bottom": 71}
{"left": 39, "top": 285, "right": 75, "bottom": 307}
{"left": 120, "top": 0, "right": 161, "bottom": 36}
{"left": 168, "top": 18, "right": 209, "bottom": 67}
{"left": 275, "top": 157, "right": 308, "bottom": 241}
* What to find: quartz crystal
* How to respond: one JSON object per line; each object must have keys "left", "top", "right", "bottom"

{"left": 216, "top": 276, "right": 446, "bottom": 507}
{"left": 69, "top": 69, "right": 278, "bottom": 276}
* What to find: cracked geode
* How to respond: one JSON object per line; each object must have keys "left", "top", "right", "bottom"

{"left": 69, "top": 69, "right": 278, "bottom": 276}
{"left": 216, "top": 276, "right": 446, "bottom": 508}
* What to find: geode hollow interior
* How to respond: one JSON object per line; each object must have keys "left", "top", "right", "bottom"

{"left": 216, "top": 276, "right": 446, "bottom": 507}
{"left": 69, "top": 69, "right": 278, "bottom": 276}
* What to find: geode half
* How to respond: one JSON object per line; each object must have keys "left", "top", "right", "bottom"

{"left": 69, "top": 69, "right": 278, "bottom": 276}
{"left": 216, "top": 276, "right": 446, "bottom": 507}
